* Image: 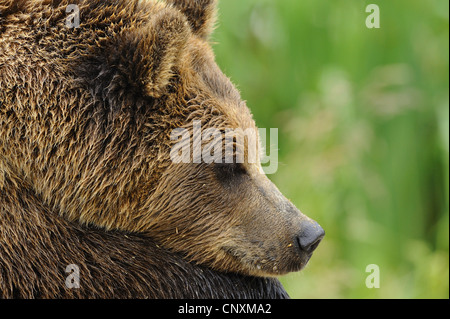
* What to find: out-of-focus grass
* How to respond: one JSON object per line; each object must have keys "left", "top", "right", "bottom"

{"left": 213, "top": 0, "right": 449, "bottom": 298}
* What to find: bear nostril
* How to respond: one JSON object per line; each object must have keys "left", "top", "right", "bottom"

{"left": 296, "top": 222, "right": 325, "bottom": 254}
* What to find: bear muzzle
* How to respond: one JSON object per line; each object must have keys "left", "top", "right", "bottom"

{"left": 228, "top": 171, "right": 325, "bottom": 276}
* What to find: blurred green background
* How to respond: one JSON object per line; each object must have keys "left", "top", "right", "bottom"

{"left": 213, "top": 0, "right": 449, "bottom": 298}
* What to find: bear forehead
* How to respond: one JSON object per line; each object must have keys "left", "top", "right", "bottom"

{"left": 184, "top": 37, "right": 255, "bottom": 129}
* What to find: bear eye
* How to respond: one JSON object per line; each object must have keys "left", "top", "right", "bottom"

{"left": 213, "top": 162, "right": 247, "bottom": 185}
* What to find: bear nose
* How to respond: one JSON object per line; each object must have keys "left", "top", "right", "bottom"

{"left": 296, "top": 221, "right": 325, "bottom": 254}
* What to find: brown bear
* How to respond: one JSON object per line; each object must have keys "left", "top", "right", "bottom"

{"left": 0, "top": 0, "right": 324, "bottom": 298}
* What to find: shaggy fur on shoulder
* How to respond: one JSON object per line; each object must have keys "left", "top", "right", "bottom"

{"left": 0, "top": 173, "right": 287, "bottom": 298}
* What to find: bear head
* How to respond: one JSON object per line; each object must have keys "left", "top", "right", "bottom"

{"left": 0, "top": 0, "right": 324, "bottom": 277}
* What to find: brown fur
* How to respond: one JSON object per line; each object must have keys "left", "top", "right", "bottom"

{"left": 0, "top": 0, "right": 322, "bottom": 298}
{"left": 0, "top": 170, "right": 288, "bottom": 298}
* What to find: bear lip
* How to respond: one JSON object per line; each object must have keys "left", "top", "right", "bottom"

{"left": 220, "top": 245, "right": 310, "bottom": 277}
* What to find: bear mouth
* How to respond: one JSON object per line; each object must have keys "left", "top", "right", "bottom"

{"left": 221, "top": 245, "right": 310, "bottom": 277}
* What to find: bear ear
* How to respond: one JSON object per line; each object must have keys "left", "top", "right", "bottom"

{"left": 165, "top": 0, "right": 218, "bottom": 39}
{"left": 78, "top": 8, "right": 190, "bottom": 100}
{"left": 137, "top": 9, "right": 190, "bottom": 97}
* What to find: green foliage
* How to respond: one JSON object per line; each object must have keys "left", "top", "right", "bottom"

{"left": 213, "top": 0, "right": 449, "bottom": 298}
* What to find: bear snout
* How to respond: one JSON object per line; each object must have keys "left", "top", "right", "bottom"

{"left": 295, "top": 221, "right": 325, "bottom": 255}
